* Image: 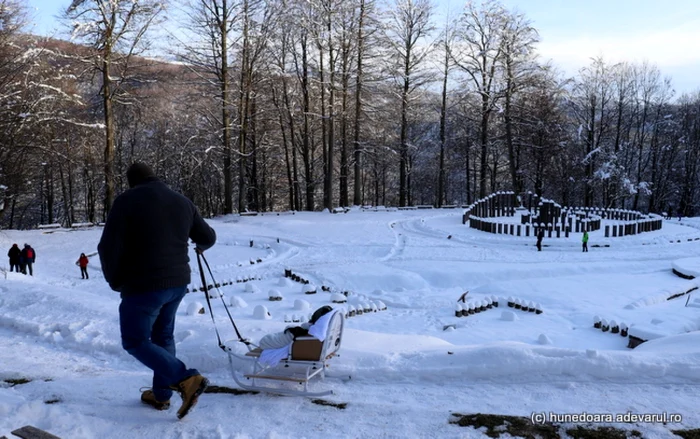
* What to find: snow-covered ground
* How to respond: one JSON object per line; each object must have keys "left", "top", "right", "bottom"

{"left": 2, "top": 209, "right": 700, "bottom": 438}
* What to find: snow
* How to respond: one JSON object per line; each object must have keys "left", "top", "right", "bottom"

{"left": 2, "top": 210, "right": 700, "bottom": 438}
{"left": 672, "top": 257, "right": 700, "bottom": 278}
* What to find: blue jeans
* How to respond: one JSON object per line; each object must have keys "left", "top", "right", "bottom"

{"left": 119, "top": 285, "right": 199, "bottom": 402}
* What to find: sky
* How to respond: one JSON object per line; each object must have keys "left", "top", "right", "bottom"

{"left": 2, "top": 206, "right": 700, "bottom": 437}
{"left": 25, "top": 0, "right": 700, "bottom": 95}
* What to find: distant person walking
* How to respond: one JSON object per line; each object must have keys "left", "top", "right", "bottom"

{"left": 7, "top": 244, "right": 21, "bottom": 272}
{"left": 536, "top": 227, "right": 545, "bottom": 251}
{"left": 582, "top": 230, "right": 589, "bottom": 252}
{"left": 665, "top": 205, "right": 673, "bottom": 220}
{"left": 76, "top": 253, "right": 89, "bottom": 279}
{"left": 20, "top": 244, "right": 36, "bottom": 275}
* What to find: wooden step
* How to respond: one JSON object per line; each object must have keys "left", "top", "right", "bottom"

{"left": 245, "top": 348, "right": 263, "bottom": 357}
{"left": 244, "top": 373, "right": 309, "bottom": 383}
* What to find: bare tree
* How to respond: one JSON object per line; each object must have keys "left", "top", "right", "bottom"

{"left": 630, "top": 62, "right": 669, "bottom": 210}
{"left": 0, "top": 0, "right": 29, "bottom": 221}
{"left": 435, "top": 20, "right": 453, "bottom": 207}
{"left": 500, "top": 8, "right": 538, "bottom": 195}
{"left": 296, "top": 10, "right": 317, "bottom": 211}
{"left": 65, "top": 0, "right": 166, "bottom": 218}
{"left": 385, "top": 0, "right": 434, "bottom": 206}
{"left": 280, "top": 0, "right": 320, "bottom": 211}
{"left": 236, "top": 0, "right": 274, "bottom": 212}
{"left": 570, "top": 57, "right": 615, "bottom": 206}
{"left": 449, "top": 0, "right": 507, "bottom": 198}
{"left": 266, "top": 0, "right": 300, "bottom": 211}
{"left": 677, "top": 93, "right": 700, "bottom": 217}
{"left": 336, "top": 1, "right": 358, "bottom": 207}
{"left": 176, "top": 0, "right": 240, "bottom": 213}
{"left": 352, "top": 0, "right": 372, "bottom": 206}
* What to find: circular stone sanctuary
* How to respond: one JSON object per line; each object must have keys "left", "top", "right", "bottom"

{"left": 462, "top": 191, "right": 663, "bottom": 239}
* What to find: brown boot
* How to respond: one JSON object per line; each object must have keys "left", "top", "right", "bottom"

{"left": 170, "top": 374, "right": 209, "bottom": 419}
{"left": 141, "top": 389, "right": 170, "bottom": 411}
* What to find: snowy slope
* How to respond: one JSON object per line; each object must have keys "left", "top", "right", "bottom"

{"left": 2, "top": 209, "right": 700, "bottom": 438}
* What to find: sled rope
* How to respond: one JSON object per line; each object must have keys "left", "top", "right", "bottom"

{"left": 196, "top": 250, "right": 252, "bottom": 350}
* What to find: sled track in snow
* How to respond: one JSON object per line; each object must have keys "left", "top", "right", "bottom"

{"left": 380, "top": 215, "right": 567, "bottom": 263}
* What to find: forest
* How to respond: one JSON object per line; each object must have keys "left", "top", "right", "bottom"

{"left": 0, "top": 0, "right": 698, "bottom": 228}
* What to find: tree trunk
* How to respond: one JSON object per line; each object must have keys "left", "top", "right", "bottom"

{"left": 352, "top": 0, "right": 366, "bottom": 206}
{"left": 247, "top": 93, "right": 258, "bottom": 210}
{"left": 399, "top": 51, "right": 410, "bottom": 207}
{"left": 221, "top": 0, "right": 233, "bottom": 214}
{"left": 322, "top": 7, "right": 336, "bottom": 211}
{"left": 301, "top": 36, "right": 315, "bottom": 211}
{"left": 504, "top": 68, "right": 518, "bottom": 194}
{"left": 437, "top": 41, "right": 448, "bottom": 207}
{"left": 339, "top": 70, "right": 349, "bottom": 207}
{"left": 102, "top": 53, "right": 115, "bottom": 219}
{"left": 584, "top": 95, "right": 596, "bottom": 207}
{"left": 479, "top": 91, "right": 489, "bottom": 199}
{"left": 238, "top": 0, "right": 251, "bottom": 213}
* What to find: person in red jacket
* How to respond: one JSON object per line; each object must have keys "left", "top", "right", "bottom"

{"left": 20, "top": 244, "right": 36, "bottom": 275}
{"left": 76, "top": 253, "right": 89, "bottom": 279}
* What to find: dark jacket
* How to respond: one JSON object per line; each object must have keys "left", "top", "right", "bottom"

{"left": 8, "top": 245, "right": 20, "bottom": 263}
{"left": 97, "top": 177, "right": 216, "bottom": 295}
{"left": 21, "top": 246, "right": 36, "bottom": 263}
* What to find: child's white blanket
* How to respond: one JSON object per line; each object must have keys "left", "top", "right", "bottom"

{"left": 259, "top": 346, "right": 290, "bottom": 366}
{"left": 259, "top": 309, "right": 339, "bottom": 366}
{"left": 308, "top": 309, "right": 339, "bottom": 341}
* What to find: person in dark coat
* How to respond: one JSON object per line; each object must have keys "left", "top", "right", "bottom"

{"left": 98, "top": 162, "right": 216, "bottom": 419}
{"left": 536, "top": 227, "right": 545, "bottom": 251}
{"left": 20, "top": 244, "right": 36, "bottom": 275}
{"left": 76, "top": 253, "right": 89, "bottom": 279}
{"left": 7, "top": 244, "right": 21, "bottom": 272}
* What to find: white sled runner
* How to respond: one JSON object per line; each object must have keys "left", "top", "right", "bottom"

{"left": 227, "top": 309, "right": 345, "bottom": 397}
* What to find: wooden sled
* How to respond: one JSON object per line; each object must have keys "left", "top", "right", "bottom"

{"left": 228, "top": 309, "right": 344, "bottom": 397}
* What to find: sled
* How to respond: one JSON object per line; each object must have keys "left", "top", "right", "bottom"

{"left": 227, "top": 309, "right": 344, "bottom": 397}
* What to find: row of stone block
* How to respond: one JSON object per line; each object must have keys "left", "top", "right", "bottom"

{"left": 593, "top": 316, "right": 629, "bottom": 337}
{"left": 462, "top": 192, "right": 517, "bottom": 224}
